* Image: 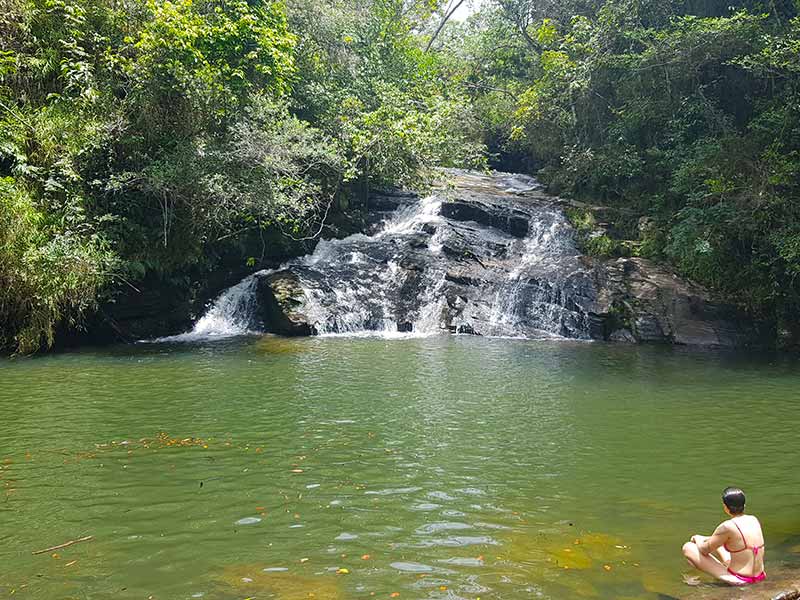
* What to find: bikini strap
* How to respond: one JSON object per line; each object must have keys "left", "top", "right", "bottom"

{"left": 732, "top": 518, "right": 748, "bottom": 549}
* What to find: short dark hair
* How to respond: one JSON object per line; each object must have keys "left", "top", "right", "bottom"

{"left": 722, "top": 487, "right": 746, "bottom": 514}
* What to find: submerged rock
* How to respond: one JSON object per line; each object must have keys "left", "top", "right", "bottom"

{"left": 214, "top": 564, "right": 343, "bottom": 600}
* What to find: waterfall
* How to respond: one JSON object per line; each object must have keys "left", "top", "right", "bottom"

{"left": 164, "top": 171, "right": 596, "bottom": 342}
{"left": 295, "top": 193, "right": 448, "bottom": 337}
{"left": 486, "top": 208, "right": 585, "bottom": 337}
{"left": 153, "top": 274, "right": 262, "bottom": 342}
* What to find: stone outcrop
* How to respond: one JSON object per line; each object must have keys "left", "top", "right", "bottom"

{"left": 686, "top": 563, "right": 800, "bottom": 600}
{"left": 587, "top": 257, "right": 766, "bottom": 347}
{"left": 440, "top": 200, "right": 530, "bottom": 238}
{"left": 255, "top": 271, "right": 317, "bottom": 336}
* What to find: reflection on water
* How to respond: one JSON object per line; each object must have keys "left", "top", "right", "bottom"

{"left": 1, "top": 336, "right": 799, "bottom": 599}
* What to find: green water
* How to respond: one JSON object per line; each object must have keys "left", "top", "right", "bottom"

{"left": 2, "top": 336, "right": 799, "bottom": 600}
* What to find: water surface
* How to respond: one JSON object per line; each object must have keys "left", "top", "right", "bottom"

{"left": 1, "top": 336, "right": 799, "bottom": 599}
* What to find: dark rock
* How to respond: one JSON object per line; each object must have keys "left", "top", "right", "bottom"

{"left": 445, "top": 272, "right": 482, "bottom": 287}
{"left": 633, "top": 315, "right": 666, "bottom": 342}
{"left": 397, "top": 322, "right": 413, "bottom": 332}
{"left": 255, "top": 270, "right": 316, "bottom": 336}
{"left": 368, "top": 191, "right": 419, "bottom": 212}
{"left": 608, "top": 328, "right": 636, "bottom": 343}
{"left": 589, "top": 258, "right": 766, "bottom": 347}
{"left": 457, "top": 324, "right": 478, "bottom": 335}
{"left": 441, "top": 200, "right": 530, "bottom": 238}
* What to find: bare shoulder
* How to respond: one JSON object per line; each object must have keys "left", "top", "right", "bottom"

{"left": 714, "top": 519, "right": 734, "bottom": 535}
{"left": 748, "top": 514, "right": 765, "bottom": 535}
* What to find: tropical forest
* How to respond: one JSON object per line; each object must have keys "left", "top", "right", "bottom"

{"left": 1, "top": 0, "right": 799, "bottom": 598}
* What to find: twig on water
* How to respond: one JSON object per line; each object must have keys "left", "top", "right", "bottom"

{"left": 32, "top": 535, "right": 93, "bottom": 555}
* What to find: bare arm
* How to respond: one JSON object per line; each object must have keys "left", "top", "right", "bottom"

{"left": 695, "top": 523, "right": 730, "bottom": 556}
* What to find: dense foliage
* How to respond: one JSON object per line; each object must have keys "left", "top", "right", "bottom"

{"left": 0, "top": 0, "right": 484, "bottom": 352}
{"left": 448, "top": 0, "right": 800, "bottom": 341}
{"left": 3, "top": 0, "right": 798, "bottom": 351}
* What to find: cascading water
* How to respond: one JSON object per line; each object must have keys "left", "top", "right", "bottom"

{"left": 294, "top": 193, "right": 449, "bottom": 336}
{"left": 154, "top": 274, "right": 263, "bottom": 342}
{"left": 167, "top": 171, "right": 597, "bottom": 341}
{"left": 485, "top": 208, "right": 587, "bottom": 337}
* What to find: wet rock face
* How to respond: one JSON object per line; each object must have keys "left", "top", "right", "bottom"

{"left": 440, "top": 201, "right": 530, "bottom": 238}
{"left": 253, "top": 172, "right": 599, "bottom": 338}
{"left": 252, "top": 171, "right": 763, "bottom": 347}
{"left": 587, "top": 257, "right": 766, "bottom": 347}
{"left": 256, "top": 271, "right": 317, "bottom": 336}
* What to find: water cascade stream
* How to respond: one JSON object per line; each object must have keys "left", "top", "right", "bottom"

{"left": 171, "top": 171, "right": 598, "bottom": 341}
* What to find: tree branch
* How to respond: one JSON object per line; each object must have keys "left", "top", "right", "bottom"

{"left": 425, "top": 0, "right": 467, "bottom": 53}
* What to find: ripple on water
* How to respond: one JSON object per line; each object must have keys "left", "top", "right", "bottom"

{"left": 474, "top": 521, "right": 512, "bottom": 530}
{"left": 427, "top": 491, "right": 456, "bottom": 501}
{"left": 456, "top": 487, "right": 486, "bottom": 496}
{"left": 411, "top": 535, "right": 498, "bottom": 548}
{"left": 415, "top": 521, "right": 473, "bottom": 534}
{"left": 410, "top": 502, "right": 441, "bottom": 511}
{"left": 335, "top": 532, "right": 358, "bottom": 541}
{"left": 365, "top": 486, "right": 421, "bottom": 495}
{"left": 410, "top": 577, "right": 453, "bottom": 590}
{"left": 390, "top": 561, "right": 434, "bottom": 573}
{"left": 439, "top": 557, "right": 484, "bottom": 567}
{"left": 235, "top": 517, "right": 261, "bottom": 525}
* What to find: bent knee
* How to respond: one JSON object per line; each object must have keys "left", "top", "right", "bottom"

{"left": 682, "top": 541, "right": 697, "bottom": 557}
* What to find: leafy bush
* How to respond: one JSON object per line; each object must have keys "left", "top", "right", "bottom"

{"left": 0, "top": 178, "right": 115, "bottom": 353}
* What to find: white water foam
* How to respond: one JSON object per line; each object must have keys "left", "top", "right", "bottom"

{"left": 379, "top": 194, "right": 443, "bottom": 236}
{"left": 295, "top": 193, "right": 448, "bottom": 337}
{"left": 152, "top": 273, "right": 265, "bottom": 342}
{"left": 486, "top": 209, "right": 583, "bottom": 337}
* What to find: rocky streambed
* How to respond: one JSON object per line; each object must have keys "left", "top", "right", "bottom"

{"left": 242, "top": 171, "right": 763, "bottom": 347}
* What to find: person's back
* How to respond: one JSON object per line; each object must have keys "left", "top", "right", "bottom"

{"left": 721, "top": 513, "right": 765, "bottom": 582}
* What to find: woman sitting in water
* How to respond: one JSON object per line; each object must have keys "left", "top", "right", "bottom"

{"left": 682, "top": 487, "right": 765, "bottom": 585}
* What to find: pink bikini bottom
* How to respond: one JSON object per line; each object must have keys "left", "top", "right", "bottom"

{"left": 727, "top": 568, "right": 766, "bottom": 585}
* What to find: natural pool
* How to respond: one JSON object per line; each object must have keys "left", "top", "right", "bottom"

{"left": 1, "top": 336, "right": 799, "bottom": 599}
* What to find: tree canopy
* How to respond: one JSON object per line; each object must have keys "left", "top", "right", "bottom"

{"left": 1, "top": 0, "right": 798, "bottom": 351}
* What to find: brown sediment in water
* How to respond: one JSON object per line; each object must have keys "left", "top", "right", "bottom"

{"left": 214, "top": 564, "right": 344, "bottom": 599}
{"left": 255, "top": 336, "right": 312, "bottom": 355}
{"left": 497, "top": 528, "right": 717, "bottom": 598}
{"left": 501, "top": 530, "right": 631, "bottom": 571}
